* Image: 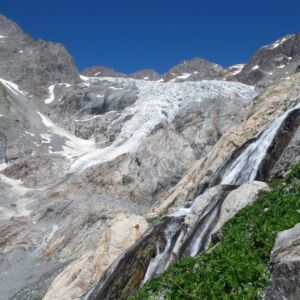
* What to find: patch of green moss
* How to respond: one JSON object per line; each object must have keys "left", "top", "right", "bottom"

{"left": 130, "top": 164, "right": 300, "bottom": 300}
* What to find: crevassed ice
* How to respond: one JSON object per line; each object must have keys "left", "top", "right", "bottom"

{"left": 69, "top": 77, "right": 256, "bottom": 173}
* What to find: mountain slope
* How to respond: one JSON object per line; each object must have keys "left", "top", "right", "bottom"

{"left": 0, "top": 13, "right": 300, "bottom": 300}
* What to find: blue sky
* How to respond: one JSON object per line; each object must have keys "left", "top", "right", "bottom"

{"left": 1, "top": 0, "right": 299, "bottom": 73}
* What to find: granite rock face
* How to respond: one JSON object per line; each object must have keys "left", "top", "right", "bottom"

{"left": 0, "top": 14, "right": 79, "bottom": 97}
{"left": 265, "top": 223, "right": 300, "bottom": 299}
{"left": 231, "top": 34, "right": 300, "bottom": 86}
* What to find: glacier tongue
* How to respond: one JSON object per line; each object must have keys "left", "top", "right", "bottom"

{"left": 69, "top": 77, "right": 256, "bottom": 174}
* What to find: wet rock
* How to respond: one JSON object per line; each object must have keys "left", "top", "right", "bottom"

{"left": 85, "top": 219, "right": 168, "bottom": 300}
{"left": 257, "top": 108, "right": 300, "bottom": 181}
{"left": 270, "top": 126, "right": 300, "bottom": 178}
{"left": 212, "top": 181, "right": 270, "bottom": 236}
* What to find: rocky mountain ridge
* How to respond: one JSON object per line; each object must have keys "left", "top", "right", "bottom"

{"left": 0, "top": 13, "right": 300, "bottom": 300}
{"left": 83, "top": 34, "right": 300, "bottom": 87}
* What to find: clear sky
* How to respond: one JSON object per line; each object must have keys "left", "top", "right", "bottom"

{"left": 1, "top": 0, "right": 299, "bottom": 73}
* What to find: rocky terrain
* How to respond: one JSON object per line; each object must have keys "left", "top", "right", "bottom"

{"left": 1, "top": 13, "right": 300, "bottom": 300}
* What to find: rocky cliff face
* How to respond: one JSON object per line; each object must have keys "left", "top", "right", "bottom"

{"left": 231, "top": 34, "right": 300, "bottom": 86}
{"left": 0, "top": 15, "right": 79, "bottom": 97}
{"left": 0, "top": 13, "right": 300, "bottom": 300}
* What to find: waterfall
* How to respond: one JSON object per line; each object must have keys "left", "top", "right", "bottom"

{"left": 187, "top": 206, "right": 219, "bottom": 257}
{"left": 142, "top": 101, "right": 300, "bottom": 283}
{"left": 221, "top": 101, "right": 300, "bottom": 185}
{"left": 143, "top": 217, "right": 183, "bottom": 283}
{"left": 87, "top": 101, "right": 300, "bottom": 299}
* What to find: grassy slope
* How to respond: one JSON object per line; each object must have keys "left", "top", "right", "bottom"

{"left": 130, "top": 165, "right": 300, "bottom": 299}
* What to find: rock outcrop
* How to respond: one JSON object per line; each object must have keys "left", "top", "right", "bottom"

{"left": 231, "top": 34, "right": 300, "bottom": 86}
{"left": 81, "top": 65, "right": 127, "bottom": 78}
{"left": 265, "top": 223, "right": 300, "bottom": 299}
{"left": 0, "top": 15, "right": 79, "bottom": 97}
{"left": 163, "top": 57, "right": 225, "bottom": 82}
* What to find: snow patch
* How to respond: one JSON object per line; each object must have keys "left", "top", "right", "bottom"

{"left": 0, "top": 78, "right": 26, "bottom": 96}
{"left": 37, "top": 112, "right": 95, "bottom": 159}
{"left": 177, "top": 73, "right": 192, "bottom": 79}
{"left": 25, "top": 131, "right": 35, "bottom": 137}
{"left": 229, "top": 64, "right": 245, "bottom": 75}
{"left": 45, "top": 85, "right": 56, "bottom": 104}
{"left": 269, "top": 35, "right": 294, "bottom": 49}
{"left": 45, "top": 83, "right": 71, "bottom": 104}
{"left": 109, "top": 86, "right": 123, "bottom": 90}
{"left": 251, "top": 65, "right": 260, "bottom": 71}
{"left": 80, "top": 75, "right": 90, "bottom": 81}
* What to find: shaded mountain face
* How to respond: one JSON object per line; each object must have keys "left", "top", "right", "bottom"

{"left": 231, "top": 34, "right": 300, "bottom": 86}
{"left": 81, "top": 65, "right": 128, "bottom": 78}
{"left": 0, "top": 13, "right": 300, "bottom": 300}
{"left": 0, "top": 15, "right": 79, "bottom": 97}
{"left": 162, "top": 57, "right": 225, "bottom": 82}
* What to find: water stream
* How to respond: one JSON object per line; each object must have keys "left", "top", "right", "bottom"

{"left": 221, "top": 102, "right": 300, "bottom": 185}
{"left": 141, "top": 101, "right": 300, "bottom": 282}
{"left": 87, "top": 101, "right": 300, "bottom": 299}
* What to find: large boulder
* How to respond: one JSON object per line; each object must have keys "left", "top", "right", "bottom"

{"left": 265, "top": 223, "right": 300, "bottom": 299}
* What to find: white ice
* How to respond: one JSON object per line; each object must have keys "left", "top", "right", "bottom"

{"left": 69, "top": 77, "right": 256, "bottom": 174}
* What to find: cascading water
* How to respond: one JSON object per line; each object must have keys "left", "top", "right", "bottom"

{"left": 143, "top": 218, "right": 183, "bottom": 283}
{"left": 187, "top": 206, "right": 219, "bottom": 257}
{"left": 221, "top": 101, "right": 300, "bottom": 185}
{"left": 141, "top": 101, "right": 300, "bottom": 283}
{"left": 87, "top": 101, "right": 300, "bottom": 299}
